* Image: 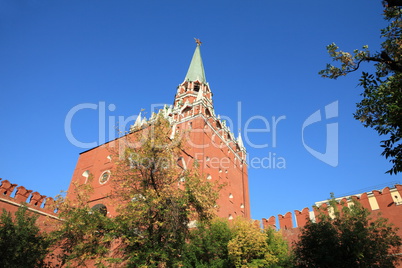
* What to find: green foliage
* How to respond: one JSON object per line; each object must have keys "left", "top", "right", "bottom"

{"left": 264, "top": 227, "right": 293, "bottom": 268}
{"left": 294, "top": 199, "right": 402, "bottom": 267}
{"left": 53, "top": 206, "right": 118, "bottom": 267}
{"left": 183, "top": 218, "right": 233, "bottom": 268}
{"left": 51, "top": 180, "right": 121, "bottom": 267}
{"left": 228, "top": 217, "right": 277, "bottom": 268}
{"left": 319, "top": 2, "right": 402, "bottom": 174}
{"left": 183, "top": 217, "right": 292, "bottom": 268}
{"left": 0, "top": 207, "right": 52, "bottom": 268}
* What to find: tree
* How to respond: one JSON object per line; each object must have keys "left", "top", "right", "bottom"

{"left": 227, "top": 217, "right": 287, "bottom": 268}
{"left": 183, "top": 217, "right": 292, "bottom": 268}
{"left": 0, "top": 206, "right": 52, "bottom": 268}
{"left": 51, "top": 181, "right": 119, "bottom": 268}
{"left": 111, "top": 115, "right": 220, "bottom": 267}
{"left": 264, "top": 227, "right": 293, "bottom": 268}
{"left": 319, "top": 1, "right": 402, "bottom": 174}
{"left": 183, "top": 218, "right": 233, "bottom": 268}
{"left": 293, "top": 198, "right": 402, "bottom": 267}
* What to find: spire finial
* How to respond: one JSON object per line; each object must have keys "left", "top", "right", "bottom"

{"left": 194, "top": 38, "right": 202, "bottom": 46}
{"left": 184, "top": 39, "right": 206, "bottom": 83}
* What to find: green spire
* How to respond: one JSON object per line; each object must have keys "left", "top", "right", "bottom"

{"left": 184, "top": 40, "right": 206, "bottom": 84}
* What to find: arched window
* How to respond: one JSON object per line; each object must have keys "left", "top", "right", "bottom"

{"left": 91, "top": 204, "right": 107, "bottom": 216}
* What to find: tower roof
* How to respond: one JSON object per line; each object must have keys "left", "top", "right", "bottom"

{"left": 184, "top": 40, "right": 206, "bottom": 84}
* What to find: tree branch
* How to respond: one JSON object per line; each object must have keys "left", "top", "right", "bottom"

{"left": 359, "top": 52, "right": 402, "bottom": 73}
{"left": 385, "top": 0, "right": 402, "bottom": 7}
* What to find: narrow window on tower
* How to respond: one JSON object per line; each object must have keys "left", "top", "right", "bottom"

{"left": 194, "top": 83, "right": 200, "bottom": 92}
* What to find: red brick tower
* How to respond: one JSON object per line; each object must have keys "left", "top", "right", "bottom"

{"left": 67, "top": 41, "right": 250, "bottom": 219}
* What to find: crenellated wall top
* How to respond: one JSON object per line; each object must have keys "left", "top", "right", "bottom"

{"left": 0, "top": 178, "right": 58, "bottom": 216}
{"left": 263, "top": 184, "right": 402, "bottom": 231}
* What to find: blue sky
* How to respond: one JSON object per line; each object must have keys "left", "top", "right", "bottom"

{"left": 1, "top": 0, "right": 399, "bottom": 223}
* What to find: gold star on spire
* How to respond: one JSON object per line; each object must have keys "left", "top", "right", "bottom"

{"left": 194, "top": 38, "right": 202, "bottom": 46}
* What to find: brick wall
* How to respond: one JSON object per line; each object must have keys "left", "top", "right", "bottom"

{"left": 0, "top": 178, "right": 60, "bottom": 232}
